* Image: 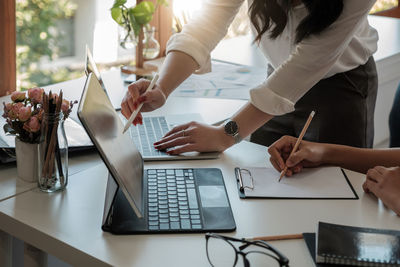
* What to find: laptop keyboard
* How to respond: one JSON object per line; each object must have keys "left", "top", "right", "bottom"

{"left": 146, "top": 169, "right": 203, "bottom": 231}
{"left": 129, "top": 116, "right": 169, "bottom": 157}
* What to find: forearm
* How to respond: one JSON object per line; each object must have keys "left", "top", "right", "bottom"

{"left": 323, "top": 145, "right": 400, "bottom": 174}
{"left": 230, "top": 102, "right": 274, "bottom": 141}
{"left": 157, "top": 51, "right": 199, "bottom": 98}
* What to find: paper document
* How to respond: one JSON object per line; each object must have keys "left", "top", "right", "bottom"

{"left": 237, "top": 166, "right": 357, "bottom": 199}
{"left": 172, "top": 61, "right": 267, "bottom": 100}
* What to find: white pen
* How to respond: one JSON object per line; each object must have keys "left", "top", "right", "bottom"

{"left": 122, "top": 73, "right": 159, "bottom": 134}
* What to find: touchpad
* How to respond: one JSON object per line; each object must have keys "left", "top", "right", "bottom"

{"left": 199, "top": 186, "right": 229, "bottom": 208}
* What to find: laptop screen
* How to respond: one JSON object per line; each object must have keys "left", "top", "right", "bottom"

{"left": 78, "top": 73, "right": 145, "bottom": 218}
{"left": 85, "top": 45, "right": 107, "bottom": 93}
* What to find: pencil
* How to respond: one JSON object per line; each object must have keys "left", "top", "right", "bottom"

{"left": 278, "top": 110, "right": 315, "bottom": 182}
{"left": 250, "top": 233, "right": 303, "bottom": 242}
{"left": 122, "top": 73, "right": 159, "bottom": 134}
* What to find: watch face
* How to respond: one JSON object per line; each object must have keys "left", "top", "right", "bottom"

{"left": 225, "top": 120, "right": 238, "bottom": 136}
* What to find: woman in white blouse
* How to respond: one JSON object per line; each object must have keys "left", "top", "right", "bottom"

{"left": 121, "top": 0, "right": 378, "bottom": 154}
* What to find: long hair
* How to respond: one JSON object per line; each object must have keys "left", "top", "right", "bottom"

{"left": 249, "top": 0, "right": 344, "bottom": 44}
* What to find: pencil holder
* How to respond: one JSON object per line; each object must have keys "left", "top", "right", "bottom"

{"left": 38, "top": 112, "right": 68, "bottom": 192}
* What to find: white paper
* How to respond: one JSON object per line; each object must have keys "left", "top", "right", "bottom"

{"left": 172, "top": 61, "right": 267, "bottom": 100}
{"left": 240, "top": 166, "right": 356, "bottom": 198}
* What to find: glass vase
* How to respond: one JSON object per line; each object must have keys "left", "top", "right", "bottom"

{"left": 38, "top": 112, "right": 68, "bottom": 192}
{"left": 143, "top": 26, "right": 160, "bottom": 60}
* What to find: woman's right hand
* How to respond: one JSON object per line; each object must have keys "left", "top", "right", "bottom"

{"left": 121, "top": 78, "right": 167, "bottom": 125}
{"left": 267, "top": 135, "right": 328, "bottom": 176}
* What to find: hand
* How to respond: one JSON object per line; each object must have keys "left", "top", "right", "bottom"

{"left": 153, "top": 121, "right": 234, "bottom": 154}
{"left": 363, "top": 166, "right": 400, "bottom": 216}
{"left": 267, "top": 135, "right": 326, "bottom": 176}
{"left": 120, "top": 78, "right": 167, "bottom": 125}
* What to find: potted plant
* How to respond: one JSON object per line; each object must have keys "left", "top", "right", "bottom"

{"left": 110, "top": 0, "right": 167, "bottom": 72}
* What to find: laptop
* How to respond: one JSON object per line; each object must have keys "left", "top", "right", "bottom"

{"left": 77, "top": 73, "right": 236, "bottom": 234}
{"left": 84, "top": 46, "right": 219, "bottom": 161}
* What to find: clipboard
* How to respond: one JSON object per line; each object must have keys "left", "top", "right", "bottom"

{"left": 235, "top": 166, "right": 358, "bottom": 199}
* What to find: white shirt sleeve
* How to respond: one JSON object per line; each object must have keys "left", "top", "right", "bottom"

{"left": 250, "top": 0, "right": 377, "bottom": 115}
{"left": 166, "top": 0, "right": 244, "bottom": 74}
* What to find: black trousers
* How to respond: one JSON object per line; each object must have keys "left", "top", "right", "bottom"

{"left": 250, "top": 57, "right": 378, "bottom": 148}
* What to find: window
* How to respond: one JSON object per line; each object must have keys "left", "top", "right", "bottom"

{"left": 15, "top": 0, "right": 172, "bottom": 91}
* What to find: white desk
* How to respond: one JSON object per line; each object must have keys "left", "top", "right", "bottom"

{"left": 0, "top": 140, "right": 399, "bottom": 267}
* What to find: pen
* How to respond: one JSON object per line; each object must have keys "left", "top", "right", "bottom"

{"left": 278, "top": 110, "right": 315, "bottom": 182}
{"left": 249, "top": 233, "right": 303, "bottom": 242}
{"left": 122, "top": 73, "right": 159, "bottom": 134}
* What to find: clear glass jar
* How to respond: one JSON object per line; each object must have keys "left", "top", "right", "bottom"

{"left": 143, "top": 26, "right": 160, "bottom": 60}
{"left": 38, "top": 112, "right": 68, "bottom": 192}
{"left": 119, "top": 26, "right": 137, "bottom": 50}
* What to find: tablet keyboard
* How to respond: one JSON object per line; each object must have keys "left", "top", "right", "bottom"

{"left": 146, "top": 169, "right": 203, "bottom": 231}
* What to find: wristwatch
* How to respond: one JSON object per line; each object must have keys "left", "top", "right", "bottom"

{"left": 223, "top": 120, "right": 243, "bottom": 144}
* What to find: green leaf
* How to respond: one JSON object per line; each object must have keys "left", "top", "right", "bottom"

{"left": 128, "top": 11, "right": 141, "bottom": 37}
{"left": 157, "top": 0, "right": 169, "bottom": 7}
{"left": 112, "top": 0, "right": 127, "bottom": 8}
{"left": 111, "top": 7, "right": 124, "bottom": 25}
{"left": 3, "top": 124, "right": 16, "bottom": 135}
{"left": 131, "top": 1, "right": 155, "bottom": 25}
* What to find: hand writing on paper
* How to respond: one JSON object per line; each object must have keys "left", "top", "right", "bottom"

{"left": 153, "top": 121, "right": 232, "bottom": 154}
{"left": 121, "top": 78, "right": 166, "bottom": 125}
{"left": 268, "top": 135, "right": 325, "bottom": 177}
{"left": 363, "top": 166, "right": 400, "bottom": 216}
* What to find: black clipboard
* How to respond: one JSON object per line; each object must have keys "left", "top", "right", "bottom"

{"left": 234, "top": 167, "right": 358, "bottom": 200}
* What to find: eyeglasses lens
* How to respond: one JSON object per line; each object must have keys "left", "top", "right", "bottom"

{"left": 207, "top": 236, "right": 236, "bottom": 267}
{"left": 207, "top": 237, "right": 282, "bottom": 267}
{"left": 244, "top": 250, "right": 281, "bottom": 267}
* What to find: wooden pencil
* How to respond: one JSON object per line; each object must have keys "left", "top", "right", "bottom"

{"left": 250, "top": 233, "right": 303, "bottom": 242}
{"left": 278, "top": 110, "right": 315, "bottom": 182}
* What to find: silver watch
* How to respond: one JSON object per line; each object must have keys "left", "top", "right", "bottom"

{"left": 223, "top": 120, "right": 242, "bottom": 144}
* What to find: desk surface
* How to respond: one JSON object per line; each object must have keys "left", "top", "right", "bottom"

{"left": 0, "top": 140, "right": 399, "bottom": 267}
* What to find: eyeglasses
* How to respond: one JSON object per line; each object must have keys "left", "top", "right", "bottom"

{"left": 205, "top": 233, "right": 290, "bottom": 267}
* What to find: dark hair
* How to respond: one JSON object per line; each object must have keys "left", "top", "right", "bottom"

{"left": 249, "top": 0, "right": 344, "bottom": 44}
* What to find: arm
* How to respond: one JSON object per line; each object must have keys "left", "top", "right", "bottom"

{"left": 268, "top": 136, "right": 400, "bottom": 175}
{"left": 121, "top": 0, "right": 244, "bottom": 123}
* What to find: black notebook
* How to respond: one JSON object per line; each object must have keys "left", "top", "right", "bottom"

{"left": 310, "top": 222, "right": 400, "bottom": 266}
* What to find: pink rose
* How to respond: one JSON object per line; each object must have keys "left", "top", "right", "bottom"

{"left": 11, "top": 91, "right": 26, "bottom": 102}
{"left": 8, "top": 102, "right": 24, "bottom": 120}
{"left": 23, "top": 116, "right": 41, "bottom": 133}
{"left": 18, "top": 106, "right": 31, "bottom": 122}
{"left": 28, "top": 87, "right": 44, "bottom": 104}
{"left": 61, "top": 99, "right": 70, "bottom": 114}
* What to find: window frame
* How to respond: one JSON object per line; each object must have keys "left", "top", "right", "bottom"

{"left": 373, "top": 2, "right": 400, "bottom": 18}
{"left": 0, "top": 0, "right": 16, "bottom": 96}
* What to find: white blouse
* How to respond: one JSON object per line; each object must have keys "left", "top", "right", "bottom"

{"left": 166, "top": 0, "right": 379, "bottom": 115}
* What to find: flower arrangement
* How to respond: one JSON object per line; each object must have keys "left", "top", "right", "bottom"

{"left": 2, "top": 88, "right": 76, "bottom": 144}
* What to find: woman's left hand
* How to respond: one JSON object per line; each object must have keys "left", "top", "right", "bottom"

{"left": 153, "top": 121, "right": 233, "bottom": 154}
{"left": 363, "top": 166, "right": 400, "bottom": 216}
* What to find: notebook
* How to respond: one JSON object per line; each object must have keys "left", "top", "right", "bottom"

{"left": 77, "top": 72, "right": 236, "bottom": 234}
{"left": 313, "top": 222, "right": 400, "bottom": 266}
{"left": 0, "top": 115, "right": 93, "bottom": 163}
{"left": 235, "top": 166, "right": 358, "bottom": 199}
